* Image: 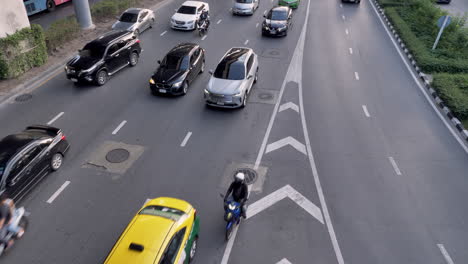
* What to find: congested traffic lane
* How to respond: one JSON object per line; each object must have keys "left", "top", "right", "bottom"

{"left": 2, "top": 0, "right": 336, "bottom": 263}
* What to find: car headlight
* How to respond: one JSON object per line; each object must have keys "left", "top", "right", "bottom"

{"left": 64, "top": 65, "right": 69, "bottom": 72}
{"left": 187, "top": 20, "right": 195, "bottom": 24}
{"left": 228, "top": 204, "right": 237, "bottom": 210}
{"left": 81, "top": 65, "right": 97, "bottom": 74}
{"left": 204, "top": 89, "right": 210, "bottom": 94}
{"left": 172, "top": 80, "right": 183, "bottom": 88}
{"left": 233, "top": 92, "right": 242, "bottom": 97}
{"left": 149, "top": 78, "right": 155, "bottom": 84}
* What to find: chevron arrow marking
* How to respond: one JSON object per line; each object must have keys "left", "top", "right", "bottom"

{"left": 279, "top": 102, "right": 299, "bottom": 113}
{"left": 265, "top": 136, "right": 307, "bottom": 155}
{"left": 276, "top": 258, "right": 292, "bottom": 264}
{"left": 247, "top": 184, "right": 324, "bottom": 224}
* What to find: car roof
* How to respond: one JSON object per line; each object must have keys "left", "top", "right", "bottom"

{"left": 90, "top": 30, "right": 130, "bottom": 46}
{"left": 0, "top": 130, "right": 50, "bottom": 166}
{"left": 182, "top": 1, "right": 206, "bottom": 7}
{"left": 272, "top": 6, "right": 289, "bottom": 12}
{"left": 148, "top": 197, "right": 193, "bottom": 213}
{"left": 168, "top": 43, "right": 197, "bottom": 57}
{"left": 123, "top": 8, "right": 142, "bottom": 14}
{"left": 222, "top": 47, "right": 251, "bottom": 64}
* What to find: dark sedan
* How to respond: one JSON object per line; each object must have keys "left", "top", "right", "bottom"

{"left": 0, "top": 125, "right": 69, "bottom": 201}
{"left": 150, "top": 43, "right": 205, "bottom": 95}
{"left": 262, "top": 6, "right": 292, "bottom": 37}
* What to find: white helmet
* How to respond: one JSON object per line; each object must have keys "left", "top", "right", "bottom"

{"left": 235, "top": 172, "right": 245, "bottom": 182}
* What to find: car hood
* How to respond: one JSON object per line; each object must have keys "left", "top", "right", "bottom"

{"left": 264, "top": 19, "right": 287, "bottom": 28}
{"left": 152, "top": 68, "right": 186, "bottom": 84}
{"left": 234, "top": 3, "right": 253, "bottom": 9}
{"left": 112, "top": 21, "right": 134, "bottom": 31}
{"left": 172, "top": 13, "right": 197, "bottom": 22}
{"left": 67, "top": 55, "right": 100, "bottom": 70}
{"left": 207, "top": 77, "right": 245, "bottom": 95}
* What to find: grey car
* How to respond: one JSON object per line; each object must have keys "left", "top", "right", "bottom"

{"left": 204, "top": 47, "right": 259, "bottom": 108}
{"left": 232, "top": 0, "right": 259, "bottom": 15}
{"left": 112, "top": 8, "right": 155, "bottom": 36}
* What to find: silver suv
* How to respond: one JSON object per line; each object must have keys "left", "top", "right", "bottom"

{"left": 232, "top": 0, "right": 259, "bottom": 16}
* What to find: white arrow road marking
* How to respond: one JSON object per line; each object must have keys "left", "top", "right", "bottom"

{"left": 276, "top": 259, "right": 292, "bottom": 264}
{"left": 266, "top": 136, "right": 307, "bottom": 155}
{"left": 279, "top": 102, "right": 299, "bottom": 113}
{"left": 438, "top": 244, "right": 455, "bottom": 264}
{"left": 247, "top": 185, "right": 324, "bottom": 224}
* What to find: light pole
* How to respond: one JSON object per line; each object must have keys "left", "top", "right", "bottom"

{"left": 73, "top": 0, "right": 94, "bottom": 30}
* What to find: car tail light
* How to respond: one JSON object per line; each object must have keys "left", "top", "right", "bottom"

{"left": 193, "top": 209, "right": 197, "bottom": 219}
{"left": 61, "top": 134, "right": 66, "bottom": 141}
{"left": 135, "top": 39, "right": 140, "bottom": 44}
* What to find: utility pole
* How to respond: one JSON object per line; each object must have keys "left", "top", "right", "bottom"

{"left": 73, "top": 0, "right": 94, "bottom": 30}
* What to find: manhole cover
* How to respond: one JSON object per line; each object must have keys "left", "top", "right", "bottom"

{"left": 258, "top": 92, "right": 274, "bottom": 100}
{"left": 106, "top": 148, "right": 130, "bottom": 163}
{"left": 15, "top": 94, "right": 32, "bottom": 102}
{"left": 269, "top": 50, "right": 280, "bottom": 56}
{"left": 233, "top": 168, "right": 257, "bottom": 185}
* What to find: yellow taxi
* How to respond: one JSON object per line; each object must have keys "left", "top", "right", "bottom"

{"left": 104, "top": 197, "right": 200, "bottom": 264}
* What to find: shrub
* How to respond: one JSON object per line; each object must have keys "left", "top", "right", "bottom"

{"left": 44, "top": 16, "right": 81, "bottom": 53}
{"left": 0, "top": 24, "right": 48, "bottom": 79}
{"left": 91, "top": 0, "right": 141, "bottom": 21}
{"left": 432, "top": 74, "right": 468, "bottom": 120}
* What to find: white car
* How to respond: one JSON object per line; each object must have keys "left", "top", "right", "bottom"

{"left": 171, "top": 1, "right": 210, "bottom": 30}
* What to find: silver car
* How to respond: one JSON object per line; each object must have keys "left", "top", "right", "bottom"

{"left": 232, "top": 0, "right": 259, "bottom": 15}
{"left": 112, "top": 8, "right": 155, "bottom": 36}
{"left": 205, "top": 48, "right": 259, "bottom": 108}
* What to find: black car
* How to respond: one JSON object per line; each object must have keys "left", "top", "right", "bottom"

{"left": 436, "top": 0, "right": 451, "bottom": 3}
{"left": 262, "top": 6, "right": 292, "bottom": 37}
{"left": 0, "top": 125, "right": 69, "bottom": 201}
{"left": 150, "top": 43, "right": 205, "bottom": 95}
{"left": 341, "top": 0, "right": 361, "bottom": 3}
{"left": 65, "top": 30, "right": 142, "bottom": 86}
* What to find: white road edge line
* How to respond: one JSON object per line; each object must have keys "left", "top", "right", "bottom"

{"left": 354, "top": 71, "right": 360, "bottom": 80}
{"left": 217, "top": 19, "right": 222, "bottom": 24}
{"left": 368, "top": 0, "right": 468, "bottom": 153}
{"left": 201, "top": 35, "right": 207, "bottom": 41}
{"left": 244, "top": 39, "right": 249, "bottom": 45}
{"left": 362, "top": 105, "right": 370, "bottom": 117}
{"left": 388, "top": 157, "right": 402, "bottom": 175}
{"left": 345, "top": 28, "right": 349, "bottom": 35}
{"left": 47, "top": 112, "right": 64, "bottom": 125}
{"left": 112, "top": 120, "right": 127, "bottom": 135}
{"left": 438, "top": 244, "right": 455, "bottom": 264}
{"left": 349, "top": 47, "right": 353, "bottom": 54}
{"left": 180, "top": 131, "right": 193, "bottom": 147}
{"left": 46, "top": 181, "right": 70, "bottom": 204}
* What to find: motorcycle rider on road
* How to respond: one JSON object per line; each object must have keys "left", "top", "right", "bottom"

{"left": 224, "top": 172, "right": 248, "bottom": 218}
{"left": 0, "top": 194, "right": 24, "bottom": 249}
{"left": 198, "top": 9, "right": 210, "bottom": 30}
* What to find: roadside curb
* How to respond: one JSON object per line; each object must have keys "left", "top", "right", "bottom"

{"left": 373, "top": 0, "right": 468, "bottom": 144}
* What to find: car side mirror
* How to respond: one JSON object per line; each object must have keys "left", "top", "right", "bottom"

{"left": 247, "top": 75, "right": 253, "bottom": 80}
{"left": 209, "top": 70, "right": 213, "bottom": 75}
{"left": 157, "top": 60, "right": 161, "bottom": 64}
{"left": 138, "top": 19, "right": 143, "bottom": 23}
{"left": 263, "top": 15, "right": 266, "bottom": 18}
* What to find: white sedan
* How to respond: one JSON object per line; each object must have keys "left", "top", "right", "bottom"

{"left": 171, "top": 1, "right": 210, "bottom": 30}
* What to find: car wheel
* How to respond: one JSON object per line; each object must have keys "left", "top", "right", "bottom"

{"left": 199, "top": 60, "right": 205, "bottom": 74}
{"left": 241, "top": 93, "right": 247, "bottom": 108}
{"left": 182, "top": 81, "right": 189, "bottom": 95}
{"left": 254, "top": 68, "right": 258, "bottom": 84}
{"left": 150, "top": 18, "right": 155, "bottom": 28}
{"left": 46, "top": 0, "right": 56, "bottom": 12}
{"left": 189, "top": 237, "right": 198, "bottom": 262}
{"left": 96, "top": 70, "right": 108, "bottom": 86}
{"left": 51, "top": 153, "right": 63, "bottom": 171}
{"left": 129, "top": 52, "right": 139, "bottom": 67}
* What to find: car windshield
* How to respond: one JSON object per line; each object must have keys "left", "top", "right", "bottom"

{"left": 177, "top": 5, "right": 197, "bottom": 14}
{"left": 268, "top": 10, "right": 287, "bottom": 20}
{"left": 0, "top": 166, "right": 4, "bottom": 183}
{"left": 80, "top": 43, "right": 107, "bottom": 58}
{"left": 119, "top": 12, "right": 138, "bottom": 23}
{"left": 236, "top": 0, "right": 253, "bottom": 3}
{"left": 139, "top": 205, "right": 185, "bottom": 221}
{"left": 162, "top": 55, "right": 189, "bottom": 70}
{"left": 214, "top": 61, "right": 245, "bottom": 80}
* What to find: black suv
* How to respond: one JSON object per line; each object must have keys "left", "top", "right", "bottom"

{"left": 65, "top": 30, "right": 142, "bottom": 86}
{"left": 150, "top": 43, "right": 205, "bottom": 95}
{"left": 0, "top": 125, "right": 70, "bottom": 201}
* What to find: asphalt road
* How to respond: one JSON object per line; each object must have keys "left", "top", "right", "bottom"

{"left": 2, "top": 0, "right": 468, "bottom": 263}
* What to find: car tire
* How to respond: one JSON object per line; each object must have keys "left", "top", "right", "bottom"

{"left": 96, "top": 70, "right": 108, "bottom": 86}
{"left": 182, "top": 81, "right": 189, "bottom": 95}
{"left": 50, "top": 153, "right": 63, "bottom": 171}
{"left": 189, "top": 237, "right": 198, "bottom": 263}
{"left": 199, "top": 60, "right": 205, "bottom": 74}
{"left": 241, "top": 93, "right": 247, "bottom": 108}
{"left": 129, "top": 52, "right": 139, "bottom": 67}
{"left": 254, "top": 68, "right": 258, "bottom": 84}
{"left": 150, "top": 18, "right": 155, "bottom": 28}
{"left": 46, "top": 0, "right": 56, "bottom": 12}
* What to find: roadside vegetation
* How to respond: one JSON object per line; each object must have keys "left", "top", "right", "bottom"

{"left": 378, "top": 0, "right": 468, "bottom": 125}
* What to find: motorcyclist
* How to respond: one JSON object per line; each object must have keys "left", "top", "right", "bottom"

{"left": 224, "top": 172, "right": 248, "bottom": 218}
{"left": 0, "top": 194, "right": 23, "bottom": 249}
{"left": 198, "top": 9, "right": 210, "bottom": 29}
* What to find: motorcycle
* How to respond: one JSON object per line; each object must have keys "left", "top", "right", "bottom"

{"left": 0, "top": 207, "right": 28, "bottom": 256}
{"left": 197, "top": 19, "right": 210, "bottom": 37}
{"left": 220, "top": 194, "right": 243, "bottom": 241}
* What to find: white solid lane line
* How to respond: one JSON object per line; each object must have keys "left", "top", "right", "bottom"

{"left": 256, "top": 22, "right": 259, "bottom": 28}
{"left": 201, "top": 35, "right": 207, "bottom": 41}
{"left": 362, "top": 105, "right": 370, "bottom": 117}
{"left": 438, "top": 244, "right": 455, "bottom": 264}
{"left": 180, "top": 131, "right": 192, "bottom": 147}
{"left": 47, "top": 112, "right": 64, "bottom": 125}
{"left": 388, "top": 157, "right": 402, "bottom": 175}
{"left": 368, "top": 0, "right": 468, "bottom": 153}
{"left": 160, "top": 31, "right": 167, "bottom": 36}
{"left": 349, "top": 47, "right": 353, "bottom": 54}
{"left": 217, "top": 19, "right": 222, "bottom": 24}
{"left": 47, "top": 181, "right": 70, "bottom": 204}
{"left": 112, "top": 120, "right": 127, "bottom": 135}
{"left": 345, "top": 28, "right": 349, "bottom": 35}
{"left": 354, "top": 72, "right": 360, "bottom": 80}
{"left": 244, "top": 39, "right": 249, "bottom": 45}
{"left": 264, "top": 10, "right": 267, "bottom": 15}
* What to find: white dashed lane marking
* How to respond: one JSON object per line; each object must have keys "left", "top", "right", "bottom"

{"left": 244, "top": 39, "right": 249, "bottom": 45}
{"left": 217, "top": 19, "right": 222, "bottom": 24}
{"left": 112, "top": 120, "right": 127, "bottom": 135}
{"left": 180, "top": 131, "right": 193, "bottom": 147}
{"left": 362, "top": 105, "right": 370, "bottom": 117}
{"left": 438, "top": 244, "right": 455, "bottom": 264}
{"left": 354, "top": 72, "right": 360, "bottom": 80}
{"left": 160, "top": 31, "right": 167, "bottom": 36}
{"left": 388, "top": 157, "right": 402, "bottom": 175}
{"left": 201, "top": 35, "right": 207, "bottom": 40}
{"left": 349, "top": 48, "right": 353, "bottom": 54}
{"left": 47, "top": 112, "right": 64, "bottom": 125}
{"left": 342, "top": 15, "right": 346, "bottom": 20}
{"left": 47, "top": 181, "right": 70, "bottom": 204}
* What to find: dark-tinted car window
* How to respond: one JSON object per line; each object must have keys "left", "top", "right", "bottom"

{"left": 107, "top": 43, "right": 120, "bottom": 55}
{"left": 236, "top": 0, "right": 253, "bottom": 3}
{"left": 120, "top": 12, "right": 138, "bottom": 23}
{"left": 0, "top": 166, "right": 4, "bottom": 183}
{"left": 177, "top": 6, "right": 196, "bottom": 14}
{"left": 268, "top": 10, "right": 288, "bottom": 21}
{"left": 246, "top": 55, "right": 254, "bottom": 73}
{"left": 159, "top": 227, "right": 187, "bottom": 264}
{"left": 140, "top": 11, "right": 148, "bottom": 19}
{"left": 214, "top": 61, "right": 245, "bottom": 80}
{"left": 162, "top": 55, "right": 190, "bottom": 71}
{"left": 81, "top": 43, "right": 107, "bottom": 58}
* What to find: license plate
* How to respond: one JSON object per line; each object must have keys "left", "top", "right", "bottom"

{"left": 159, "top": 89, "right": 167, "bottom": 93}
{"left": 71, "top": 78, "right": 78, "bottom": 82}
{"left": 216, "top": 101, "right": 225, "bottom": 105}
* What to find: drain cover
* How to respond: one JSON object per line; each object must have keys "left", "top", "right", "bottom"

{"left": 106, "top": 148, "right": 130, "bottom": 163}
{"left": 258, "top": 92, "right": 274, "bottom": 100}
{"left": 15, "top": 94, "right": 32, "bottom": 102}
{"left": 233, "top": 168, "right": 257, "bottom": 185}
